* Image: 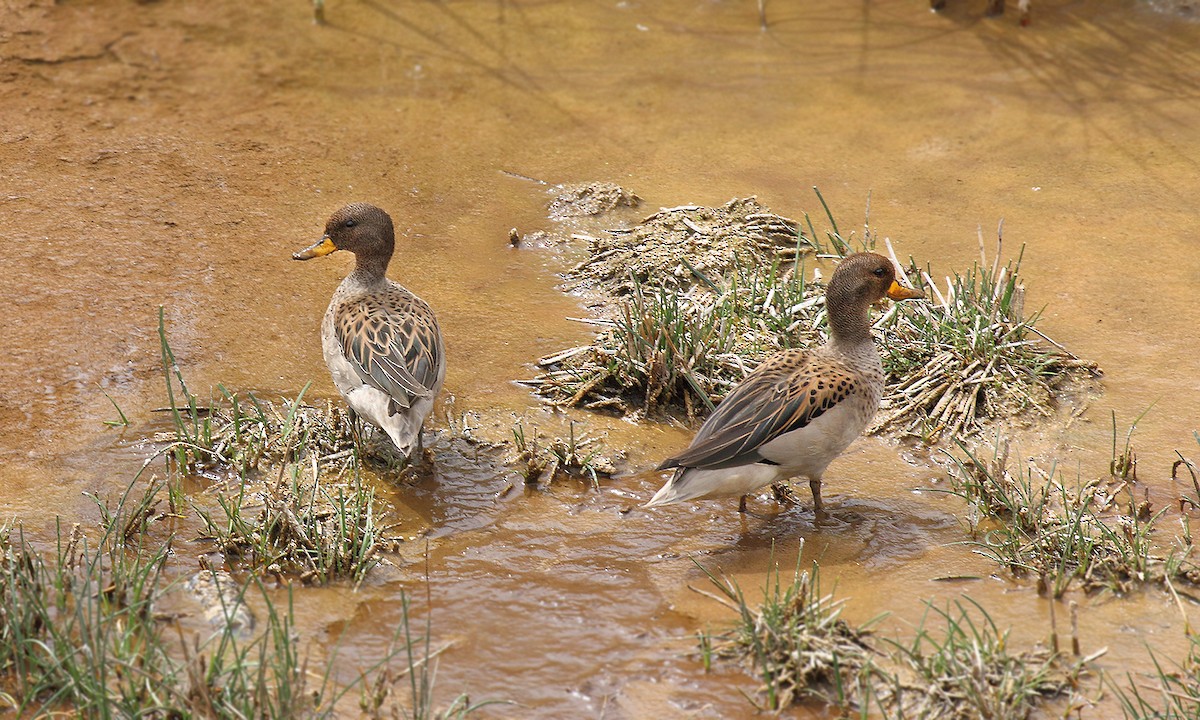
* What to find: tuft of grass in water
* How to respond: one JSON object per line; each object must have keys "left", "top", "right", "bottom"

{"left": 0, "top": 479, "right": 485, "bottom": 717}
{"left": 529, "top": 195, "right": 1095, "bottom": 439}
{"left": 693, "top": 549, "right": 874, "bottom": 711}
{"left": 941, "top": 422, "right": 1199, "bottom": 597}
{"left": 1108, "top": 631, "right": 1200, "bottom": 719}
{"left": 508, "top": 421, "right": 617, "bottom": 488}
{"left": 875, "top": 598, "right": 1080, "bottom": 719}
{"left": 154, "top": 309, "right": 395, "bottom": 585}
{"left": 157, "top": 307, "right": 357, "bottom": 481}
{"left": 872, "top": 232, "right": 1099, "bottom": 440}
{"left": 692, "top": 550, "right": 1085, "bottom": 716}
{"left": 193, "top": 463, "right": 392, "bottom": 585}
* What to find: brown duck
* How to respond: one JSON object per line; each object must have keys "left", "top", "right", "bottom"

{"left": 293, "top": 203, "right": 446, "bottom": 459}
{"left": 646, "top": 252, "right": 923, "bottom": 518}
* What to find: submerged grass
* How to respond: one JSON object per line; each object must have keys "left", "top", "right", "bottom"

{"left": 942, "top": 418, "right": 1200, "bottom": 597}
{"left": 694, "top": 549, "right": 1083, "bottom": 716}
{"left": 529, "top": 192, "right": 1096, "bottom": 436}
{"left": 875, "top": 598, "right": 1080, "bottom": 719}
{"left": 360, "top": 588, "right": 503, "bottom": 720}
{"left": 0, "top": 477, "right": 487, "bottom": 717}
{"left": 694, "top": 549, "right": 874, "bottom": 711}
{"left": 1109, "top": 630, "right": 1200, "bottom": 719}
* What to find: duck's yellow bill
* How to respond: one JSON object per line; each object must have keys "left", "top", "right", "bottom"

{"left": 886, "top": 280, "right": 924, "bottom": 301}
{"left": 292, "top": 236, "right": 338, "bottom": 261}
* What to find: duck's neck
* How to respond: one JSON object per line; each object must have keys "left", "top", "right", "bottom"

{"left": 350, "top": 254, "right": 390, "bottom": 286}
{"left": 827, "top": 297, "right": 876, "bottom": 354}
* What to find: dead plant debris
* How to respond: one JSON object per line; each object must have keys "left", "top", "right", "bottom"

{"left": 561, "top": 195, "right": 807, "bottom": 297}
{"left": 547, "top": 181, "right": 642, "bottom": 219}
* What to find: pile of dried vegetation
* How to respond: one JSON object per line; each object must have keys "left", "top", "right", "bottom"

{"left": 526, "top": 188, "right": 1099, "bottom": 440}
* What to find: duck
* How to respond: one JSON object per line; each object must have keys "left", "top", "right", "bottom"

{"left": 293, "top": 202, "right": 446, "bottom": 461}
{"left": 645, "top": 252, "right": 923, "bottom": 519}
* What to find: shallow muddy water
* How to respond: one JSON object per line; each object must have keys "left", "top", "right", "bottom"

{"left": 4, "top": 0, "right": 1200, "bottom": 716}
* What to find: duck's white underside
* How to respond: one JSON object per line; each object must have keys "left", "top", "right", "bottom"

{"left": 322, "top": 326, "right": 440, "bottom": 459}
{"left": 645, "top": 399, "right": 870, "bottom": 507}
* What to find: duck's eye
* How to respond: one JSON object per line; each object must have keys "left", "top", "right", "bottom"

{"left": 872, "top": 267, "right": 886, "bottom": 277}
{"left": 344, "top": 218, "right": 357, "bottom": 228}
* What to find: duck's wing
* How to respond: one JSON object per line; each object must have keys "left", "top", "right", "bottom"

{"left": 334, "top": 285, "right": 444, "bottom": 410}
{"left": 658, "top": 350, "right": 858, "bottom": 470}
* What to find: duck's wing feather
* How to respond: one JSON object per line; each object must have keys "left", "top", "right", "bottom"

{"left": 658, "top": 350, "right": 858, "bottom": 470}
{"left": 335, "top": 285, "right": 443, "bottom": 410}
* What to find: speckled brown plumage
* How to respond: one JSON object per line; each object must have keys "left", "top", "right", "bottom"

{"left": 293, "top": 202, "right": 446, "bottom": 460}
{"left": 647, "top": 252, "right": 923, "bottom": 518}
{"left": 334, "top": 285, "right": 442, "bottom": 415}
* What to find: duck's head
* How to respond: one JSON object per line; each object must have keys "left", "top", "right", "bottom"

{"left": 293, "top": 203, "right": 395, "bottom": 267}
{"left": 826, "top": 252, "right": 924, "bottom": 342}
{"left": 829, "top": 252, "right": 923, "bottom": 305}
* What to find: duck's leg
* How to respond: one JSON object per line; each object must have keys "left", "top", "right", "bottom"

{"left": 347, "top": 407, "right": 364, "bottom": 445}
{"left": 809, "top": 477, "right": 828, "bottom": 522}
{"left": 738, "top": 494, "right": 749, "bottom": 513}
{"left": 417, "top": 431, "right": 437, "bottom": 467}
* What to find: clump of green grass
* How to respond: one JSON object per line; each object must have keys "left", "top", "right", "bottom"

{"left": 0, "top": 480, "right": 485, "bottom": 717}
{"left": 0, "top": 518, "right": 174, "bottom": 716}
{"left": 156, "top": 308, "right": 357, "bottom": 480}
{"left": 508, "top": 420, "right": 617, "bottom": 488}
{"left": 529, "top": 193, "right": 1095, "bottom": 439}
{"left": 942, "top": 423, "right": 1198, "bottom": 597}
{"left": 693, "top": 551, "right": 874, "bottom": 711}
{"left": 873, "top": 236, "right": 1099, "bottom": 440}
{"left": 875, "top": 598, "right": 1081, "bottom": 719}
{"left": 1109, "top": 631, "right": 1200, "bottom": 719}
{"left": 693, "top": 550, "right": 1084, "bottom": 716}
{"left": 153, "top": 309, "right": 396, "bottom": 585}
{"left": 192, "top": 465, "right": 394, "bottom": 585}
{"left": 532, "top": 255, "right": 819, "bottom": 418}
